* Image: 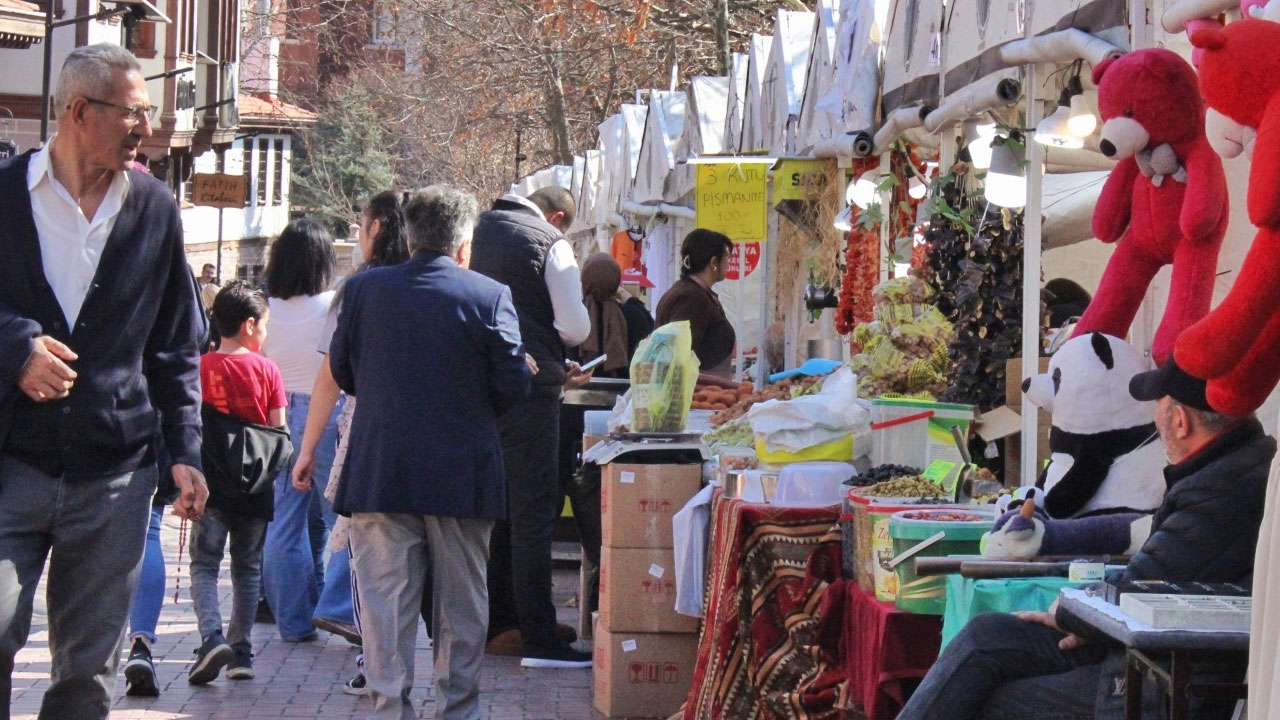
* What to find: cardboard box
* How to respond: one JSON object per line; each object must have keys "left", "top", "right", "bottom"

{"left": 601, "top": 463, "right": 702, "bottom": 549}
{"left": 599, "top": 546, "right": 699, "bottom": 633}
{"left": 593, "top": 628, "right": 699, "bottom": 719}
{"left": 1005, "top": 357, "right": 1051, "bottom": 408}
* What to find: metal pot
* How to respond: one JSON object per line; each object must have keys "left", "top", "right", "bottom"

{"left": 807, "top": 338, "right": 844, "bottom": 361}
{"left": 723, "top": 469, "right": 781, "bottom": 503}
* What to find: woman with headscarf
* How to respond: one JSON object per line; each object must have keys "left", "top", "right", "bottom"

{"left": 579, "top": 252, "right": 653, "bottom": 378}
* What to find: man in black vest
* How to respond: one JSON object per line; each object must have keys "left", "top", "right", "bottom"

{"left": 0, "top": 45, "right": 207, "bottom": 718}
{"left": 470, "top": 186, "right": 593, "bottom": 668}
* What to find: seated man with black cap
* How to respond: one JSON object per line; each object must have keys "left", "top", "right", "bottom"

{"left": 895, "top": 360, "right": 1274, "bottom": 720}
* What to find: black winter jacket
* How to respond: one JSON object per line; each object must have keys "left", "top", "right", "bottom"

{"left": 1124, "top": 418, "right": 1274, "bottom": 584}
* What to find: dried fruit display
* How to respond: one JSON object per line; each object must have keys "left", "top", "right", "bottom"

{"left": 845, "top": 277, "right": 954, "bottom": 398}
{"left": 925, "top": 172, "right": 1043, "bottom": 412}
{"left": 708, "top": 374, "right": 827, "bottom": 427}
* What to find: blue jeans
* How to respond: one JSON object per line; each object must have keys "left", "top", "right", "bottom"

{"left": 314, "top": 545, "right": 354, "bottom": 624}
{"left": 262, "top": 392, "right": 343, "bottom": 640}
{"left": 128, "top": 506, "right": 166, "bottom": 644}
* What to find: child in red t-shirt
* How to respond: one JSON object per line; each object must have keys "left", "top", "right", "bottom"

{"left": 189, "top": 281, "right": 287, "bottom": 686}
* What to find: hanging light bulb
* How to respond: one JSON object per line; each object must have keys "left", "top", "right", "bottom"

{"left": 908, "top": 174, "right": 927, "bottom": 199}
{"left": 1068, "top": 92, "right": 1096, "bottom": 137}
{"left": 833, "top": 205, "right": 854, "bottom": 232}
{"left": 985, "top": 137, "right": 1026, "bottom": 208}
{"left": 847, "top": 170, "right": 880, "bottom": 209}
{"left": 963, "top": 119, "right": 997, "bottom": 169}
{"left": 1035, "top": 86, "right": 1084, "bottom": 149}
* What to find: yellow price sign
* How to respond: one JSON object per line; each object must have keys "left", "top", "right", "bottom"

{"left": 772, "top": 159, "right": 828, "bottom": 202}
{"left": 695, "top": 163, "right": 768, "bottom": 243}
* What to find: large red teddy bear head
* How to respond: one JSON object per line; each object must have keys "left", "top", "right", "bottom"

{"left": 1189, "top": 19, "right": 1280, "bottom": 227}
{"left": 1093, "top": 48, "right": 1205, "bottom": 160}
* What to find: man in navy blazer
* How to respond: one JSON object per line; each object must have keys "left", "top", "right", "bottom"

{"left": 329, "top": 185, "right": 531, "bottom": 720}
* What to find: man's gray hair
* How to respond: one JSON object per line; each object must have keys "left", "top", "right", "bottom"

{"left": 54, "top": 44, "right": 142, "bottom": 113}
{"left": 404, "top": 185, "right": 479, "bottom": 255}
{"left": 1169, "top": 398, "right": 1246, "bottom": 434}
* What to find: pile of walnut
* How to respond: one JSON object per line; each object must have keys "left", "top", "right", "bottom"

{"left": 706, "top": 375, "right": 825, "bottom": 425}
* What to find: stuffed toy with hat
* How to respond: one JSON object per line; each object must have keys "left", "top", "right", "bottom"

{"left": 1022, "top": 333, "right": 1167, "bottom": 519}
{"left": 1070, "top": 48, "right": 1229, "bottom": 366}
{"left": 1173, "top": 20, "right": 1280, "bottom": 415}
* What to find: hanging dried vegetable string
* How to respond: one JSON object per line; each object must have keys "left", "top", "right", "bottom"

{"left": 835, "top": 157, "right": 880, "bottom": 336}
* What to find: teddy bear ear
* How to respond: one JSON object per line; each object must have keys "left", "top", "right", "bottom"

{"left": 1189, "top": 26, "right": 1228, "bottom": 50}
{"left": 1091, "top": 54, "right": 1119, "bottom": 85}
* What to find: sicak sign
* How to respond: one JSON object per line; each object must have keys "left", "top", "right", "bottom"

{"left": 192, "top": 173, "right": 246, "bottom": 209}
{"left": 695, "top": 162, "right": 767, "bottom": 244}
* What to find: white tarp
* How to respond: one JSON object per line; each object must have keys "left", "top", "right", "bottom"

{"left": 1040, "top": 170, "right": 1108, "bottom": 250}
{"left": 595, "top": 113, "right": 625, "bottom": 231}
{"left": 816, "top": 0, "right": 880, "bottom": 136}
{"left": 724, "top": 53, "right": 750, "bottom": 153}
{"left": 621, "top": 103, "right": 648, "bottom": 185}
{"left": 761, "top": 10, "right": 815, "bottom": 155}
{"left": 881, "top": 0, "right": 943, "bottom": 114}
{"left": 633, "top": 90, "right": 687, "bottom": 205}
{"left": 740, "top": 34, "right": 774, "bottom": 153}
{"left": 569, "top": 150, "right": 600, "bottom": 241}
{"left": 797, "top": 0, "right": 842, "bottom": 153}
{"left": 670, "top": 76, "right": 730, "bottom": 201}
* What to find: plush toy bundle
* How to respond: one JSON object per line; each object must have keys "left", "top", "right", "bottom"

{"left": 1172, "top": 19, "right": 1280, "bottom": 415}
{"left": 1071, "top": 48, "right": 1230, "bottom": 367}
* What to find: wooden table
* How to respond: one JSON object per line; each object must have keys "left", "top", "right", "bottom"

{"left": 1056, "top": 589, "right": 1248, "bottom": 720}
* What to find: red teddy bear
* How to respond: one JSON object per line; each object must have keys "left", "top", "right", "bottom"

{"left": 1174, "top": 20, "right": 1280, "bottom": 415}
{"left": 1071, "top": 48, "right": 1229, "bottom": 366}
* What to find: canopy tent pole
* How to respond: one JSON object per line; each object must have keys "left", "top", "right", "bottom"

{"left": 1020, "top": 64, "right": 1046, "bottom": 487}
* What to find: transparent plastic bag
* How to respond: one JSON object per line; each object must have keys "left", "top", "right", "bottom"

{"left": 629, "top": 321, "right": 700, "bottom": 432}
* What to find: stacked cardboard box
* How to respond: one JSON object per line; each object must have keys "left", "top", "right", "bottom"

{"left": 594, "top": 462, "right": 702, "bottom": 719}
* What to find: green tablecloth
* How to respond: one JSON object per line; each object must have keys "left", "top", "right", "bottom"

{"left": 941, "top": 576, "right": 1085, "bottom": 648}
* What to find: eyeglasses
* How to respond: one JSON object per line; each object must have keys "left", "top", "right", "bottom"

{"left": 83, "top": 97, "right": 159, "bottom": 125}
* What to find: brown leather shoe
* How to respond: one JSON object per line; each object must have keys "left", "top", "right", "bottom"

{"left": 484, "top": 629, "right": 523, "bottom": 656}
{"left": 485, "top": 624, "right": 578, "bottom": 655}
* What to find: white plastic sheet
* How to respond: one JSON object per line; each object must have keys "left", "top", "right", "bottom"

{"left": 672, "top": 484, "right": 716, "bottom": 617}
{"left": 746, "top": 367, "right": 871, "bottom": 452}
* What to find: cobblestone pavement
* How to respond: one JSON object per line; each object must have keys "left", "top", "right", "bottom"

{"left": 11, "top": 513, "right": 599, "bottom": 719}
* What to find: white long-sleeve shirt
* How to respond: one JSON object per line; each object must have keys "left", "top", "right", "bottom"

{"left": 502, "top": 194, "right": 591, "bottom": 346}
{"left": 545, "top": 237, "right": 591, "bottom": 346}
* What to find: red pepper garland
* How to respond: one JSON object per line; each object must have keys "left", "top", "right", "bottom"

{"left": 835, "top": 158, "right": 880, "bottom": 336}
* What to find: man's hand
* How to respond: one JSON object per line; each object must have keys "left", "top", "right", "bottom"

{"left": 292, "top": 451, "right": 315, "bottom": 492}
{"left": 564, "top": 361, "right": 594, "bottom": 391}
{"left": 18, "top": 336, "right": 78, "bottom": 402}
{"left": 170, "top": 463, "right": 208, "bottom": 521}
{"left": 526, "top": 353, "right": 540, "bottom": 376}
{"left": 615, "top": 286, "right": 633, "bottom": 303}
{"left": 1013, "top": 598, "right": 1088, "bottom": 651}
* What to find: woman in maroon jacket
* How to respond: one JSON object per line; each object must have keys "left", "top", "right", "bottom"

{"left": 655, "top": 229, "right": 737, "bottom": 377}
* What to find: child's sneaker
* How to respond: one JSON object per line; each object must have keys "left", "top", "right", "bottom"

{"left": 342, "top": 672, "right": 368, "bottom": 696}
{"left": 226, "top": 646, "right": 254, "bottom": 680}
{"left": 188, "top": 632, "right": 234, "bottom": 685}
{"left": 123, "top": 637, "right": 159, "bottom": 697}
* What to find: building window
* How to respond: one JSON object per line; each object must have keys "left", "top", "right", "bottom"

{"left": 272, "top": 138, "right": 285, "bottom": 206}
{"left": 129, "top": 22, "right": 156, "bottom": 58}
{"left": 372, "top": 2, "right": 395, "bottom": 44}
{"left": 236, "top": 263, "right": 265, "bottom": 286}
{"left": 257, "top": 138, "right": 269, "bottom": 204}
{"left": 243, "top": 142, "right": 254, "bottom": 206}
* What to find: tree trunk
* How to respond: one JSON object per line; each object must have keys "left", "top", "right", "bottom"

{"left": 714, "top": 0, "right": 730, "bottom": 75}
{"left": 543, "top": 49, "right": 574, "bottom": 166}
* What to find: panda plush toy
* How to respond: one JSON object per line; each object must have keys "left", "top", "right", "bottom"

{"left": 1021, "top": 332, "right": 1167, "bottom": 519}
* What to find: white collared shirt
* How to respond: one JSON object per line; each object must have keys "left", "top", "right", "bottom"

{"left": 26, "top": 136, "right": 131, "bottom": 327}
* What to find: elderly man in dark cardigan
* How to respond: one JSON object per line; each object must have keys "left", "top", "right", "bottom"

{"left": 0, "top": 44, "right": 207, "bottom": 719}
